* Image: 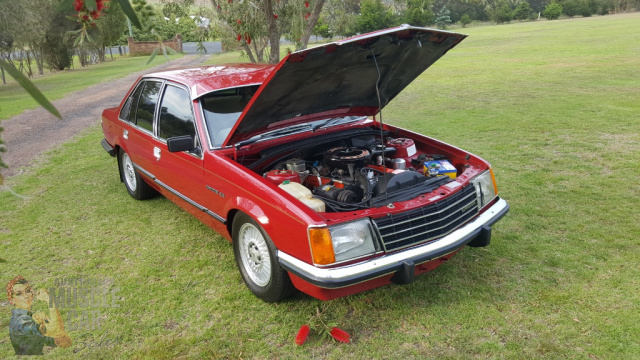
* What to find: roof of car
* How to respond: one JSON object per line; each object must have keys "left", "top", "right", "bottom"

{"left": 142, "top": 63, "right": 276, "bottom": 99}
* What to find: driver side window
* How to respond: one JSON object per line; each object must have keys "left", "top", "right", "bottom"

{"left": 158, "top": 85, "right": 196, "bottom": 140}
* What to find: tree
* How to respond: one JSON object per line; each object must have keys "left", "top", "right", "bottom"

{"left": 313, "top": 17, "right": 332, "bottom": 40}
{"left": 513, "top": 2, "right": 533, "bottom": 20}
{"left": 41, "top": 10, "right": 75, "bottom": 71}
{"left": 211, "top": 0, "right": 326, "bottom": 64}
{"left": 528, "top": 0, "right": 548, "bottom": 13}
{"left": 357, "top": 0, "right": 394, "bottom": 33}
{"left": 323, "top": 0, "right": 359, "bottom": 38}
{"left": 161, "top": 0, "right": 194, "bottom": 18}
{"left": 543, "top": 2, "right": 563, "bottom": 19}
{"left": 435, "top": 5, "right": 452, "bottom": 29}
{"left": 95, "top": 0, "right": 128, "bottom": 61}
{"left": 402, "top": 0, "right": 435, "bottom": 27}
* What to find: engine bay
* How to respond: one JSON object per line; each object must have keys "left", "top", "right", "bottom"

{"left": 259, "top": 133, "right": 463, "bottom": 213}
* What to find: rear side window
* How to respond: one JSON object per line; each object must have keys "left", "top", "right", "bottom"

{"left": 135, "top": 81, "right": 162, "bottom": 132}
{"left": 120, "top": 83, "right": 143, "bottom": 122}
{"left": 158, "top": 85, "right": 195, "bottom": 140}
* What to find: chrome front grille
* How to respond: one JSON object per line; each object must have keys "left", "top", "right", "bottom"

{"left": 372, "top": 185, "right": 479, "bottom": 252}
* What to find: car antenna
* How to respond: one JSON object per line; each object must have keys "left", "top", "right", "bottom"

{"left": 369, "top": 48, "right": 390, "bottom": 206}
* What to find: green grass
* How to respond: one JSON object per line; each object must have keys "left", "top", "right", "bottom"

{"left": 0, "top": 54, "right": 183, "bottom": 121}
{"left": 2, "top": 13, "right": 640, "bottom": 359}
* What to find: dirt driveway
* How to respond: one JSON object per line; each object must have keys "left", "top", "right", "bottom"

{"left": 1, "top": 54, "right": 210, "bottom": 179}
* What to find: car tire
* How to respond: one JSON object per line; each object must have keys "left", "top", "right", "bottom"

{"left": 232, "top": 213, "right": 294, "bottom": 302}
{"left": 119, "top": 150, "right": 155, "bottom": 200}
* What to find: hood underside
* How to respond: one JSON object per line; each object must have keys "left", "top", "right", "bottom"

{"left": 224, "top": 25, "right": 467, "bottom": 146}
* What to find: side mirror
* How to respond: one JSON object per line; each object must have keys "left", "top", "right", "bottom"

{"left": 167, "top": 135, "right": 195, "bottom": 153}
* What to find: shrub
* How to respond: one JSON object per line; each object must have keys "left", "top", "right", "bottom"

{"left": 580, "top": 0, "right": 599, "bottom": 16}
{"left": 543, "top": 2, "right": 563, "bottom": 19}
{"left": 491, "top": 1, "right": 514, "bottom": 24}
{"left": 598, "top": 0, "right": 614, "bottom": 15}
{"left": 562, "top": 0, "right": 580, "bottom": 17}
{"left": 460, "top": 14, "right": 472, "bottom": 27}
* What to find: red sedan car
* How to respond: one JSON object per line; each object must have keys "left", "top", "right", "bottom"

{"left": 101, "top": 25, "right": 509, "bottom": 302}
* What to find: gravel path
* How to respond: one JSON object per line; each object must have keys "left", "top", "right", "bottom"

{"left": 1, "top": 54, "right": 210, "bottom": 179}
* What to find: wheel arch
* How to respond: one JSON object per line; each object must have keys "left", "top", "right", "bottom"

{"left": 115, "top": 145, "right": 124, "bottom": 183}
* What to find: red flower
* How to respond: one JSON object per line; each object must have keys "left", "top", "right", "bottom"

{"left": 245, "top": 33, "right": 251, "bottom": 45}
{"left": 329, "top": 327, "right": 350, "bottom": 343}
{"left": 96, "top": 0, "right": 106, "bottom": 12}
{"left": 236, "top": 19, "right": 242, "bottom": 24}
{"left": 82, "top": 15, "right": 90, "bottom": 20}
{"left": 73, "top": 0, "right": 84, "bottom": 12}
{"left": 304, "top": 13, "right": 311, "bottom": 20}
{"left": 305, "top": 1, "right": 309, "bottom": 7}
{"left": 273, "top": 14, "right": 278, "bottom": 19}
{"left": 237, "top": 34, "right": 242, "bottom": 41}
{"left": 295, "top": 325, "right": 310, "bottom": 345}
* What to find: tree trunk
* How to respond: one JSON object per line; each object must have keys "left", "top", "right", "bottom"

{"left": 28, "top": 44, "right": 44, "bottom": 76}
{"left": 242, "top": 43, "right": 257, "bottom": 63}
{"left": 265, "top": 0, "right": 280, "bottom": 64}
{"left": 23, "top": 50, "right": 34, "bottom": 78}
{"left": 298, "top": 0, "right": 326, "bottom": 51}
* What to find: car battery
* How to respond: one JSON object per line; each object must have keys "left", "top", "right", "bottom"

{"left": 424, "top": 160, "right": 457, "bottom": 179}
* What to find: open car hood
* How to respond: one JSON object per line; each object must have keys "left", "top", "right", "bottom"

{"left": 223, "top": 25, "right": 467, "bottom": 146}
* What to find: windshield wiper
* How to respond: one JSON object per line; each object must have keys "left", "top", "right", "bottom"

{"left": 235, "top": 124, "right": 312, "bottom": 148}
{"left": 312, "top": 117, "right": 340, "bottom": 132}
{"left": 312, "top": 116, "right": 367, "bottom": 132}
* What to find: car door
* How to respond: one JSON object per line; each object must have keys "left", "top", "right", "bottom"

{"left": 119, "top": 79, "right": 163, "bottom": 183}
{"left": 150, "top": 83, "right": 206, "bottom": 219}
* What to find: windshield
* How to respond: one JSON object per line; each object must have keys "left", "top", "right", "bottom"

{"left": 201, "top": 85, "right": 260, "bottom": 147}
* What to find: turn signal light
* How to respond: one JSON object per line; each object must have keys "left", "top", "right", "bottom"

{"left": 490, "top": 167, "right": 499, "bottom": 195}
{"left": 308, "top": 227, "right": 335, "bottom": 265}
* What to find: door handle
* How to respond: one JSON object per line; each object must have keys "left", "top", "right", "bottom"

{"left": 153, "top": 147, "right": 161, "bottom": 161}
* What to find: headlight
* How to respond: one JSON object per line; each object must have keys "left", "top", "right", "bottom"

{"left": 330, "top": 219, "right": 378, "bottom": 262}
{"left": 471, "top": 169, "right": 498, "bottom": 209}
{"left": 308, "top": 219, "right": 378, "bottom": 265}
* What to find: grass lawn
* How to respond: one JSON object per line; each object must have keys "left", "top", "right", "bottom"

{"left": 0, "top": 54, "right": 183, "bottom": 121}
{"left": 1, "top": 13, "right": 640, "bottom": 359}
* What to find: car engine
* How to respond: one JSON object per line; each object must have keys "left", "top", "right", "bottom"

{"left": 263, "top": 134, "right": 458, "bottom": 212}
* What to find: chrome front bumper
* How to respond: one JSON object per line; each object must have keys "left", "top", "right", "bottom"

{"left": 278, "top": 198, "right": 509, "bottom": 289}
